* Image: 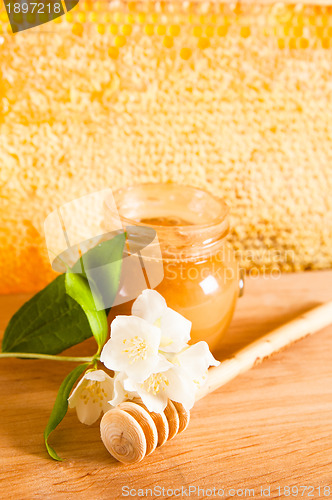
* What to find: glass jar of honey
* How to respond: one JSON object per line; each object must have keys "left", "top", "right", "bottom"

{"left": 108, "top": 183, "right": 242, "bottom": 352}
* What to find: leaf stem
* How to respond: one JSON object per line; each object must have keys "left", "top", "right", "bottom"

{"left": 0, "top": 352, "right": 98, "bottom": 362}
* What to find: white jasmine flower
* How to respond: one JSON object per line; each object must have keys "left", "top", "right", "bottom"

{"left": 123, "top": 362, "right": 197, "bottom": 413}
{"left": 109, "top": 371, "right": 136, "bottom": 407}
{"left": 68, "top": 370, "right": 114, "bottom": 425}
{"left": 99, "top": 291, "right": 219, "bottom": 414}
{"left": 132, "top": 289, "right": 192, "bottom": 353}
{"left": 176, "top": 341, "right": 220, "bottom": 388}
{"left": 100, "top": 315, "right": 170, "bottom": 383}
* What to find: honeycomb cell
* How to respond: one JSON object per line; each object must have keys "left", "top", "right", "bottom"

{"left": 157, "top": 25, "right": 166, "bottom": 36}
{"left": 296, "top": 14, "right": 304, "bottom": 26}
{"left": 89, "top": 12, "right": 98, "bottom": 23}
{"left": 193, "top": 26, "right": 203, "bottom": 37}
{"left": 144, "top": 24, "right": 154, "bottom": 36}
{"left": 188, "top": 2, "right": 196, "bottom": 13}
{"left": 26, "top": 12, "right": 35, "bottom": 24}
{"left": 95, "top": 1, "right": 103, "bottom": 11}
{"left": 284, "top": 25, "right": 291, "bottom": 36}
{"left": 77, "top": 12, "right": 86, "bottom": 23}
{"left": 299, "top": 37, "right": 309, "bottom": 48}
{"left": 169, "top": 25, "right": 180, "bottom": 36}
{"left": 322, "top": 37, "right": 329, "bottom": 48}
{"left": 321, "top": 15, "right": 329, "bottom": 26}
{"left": 138, "top": 13, "right": 146, "bottom": 24}
{"left": 121, "top": 25, "right": 132, "bottom": 36}
{"left": 197, "top": 37, "right": 210, "bottom": 49}
{"left": 126, "top": 14, "right": 135, "bottom": 24}
{"left": 277, "top": 38, "right": 285, "bottom": 49}
{"left": 159, "top": 1, "right": 167, "bottom": 13}
{"left": 103, "top": 13, "right": 112, "bottom": 23}
{"left": 217, "top": 25, "right": 228, "bottom": 36}
{"left": 240, "top": 26, "right": 251, "bottom": 38}
{"left": 316, "top": 26, "right": 325, "bottom": 37}
{"left": 293, "top": 26, "right": 303, "bottom": 37}
{"left": 147, "top": 1, "right": 155, "bottom": 14}
{"left": 163, "top": 35, "right": 173, "bottom": 48}
{"left": 97, "top": 24, "right": 105, "bottom": 34}
{"left": 188, "top": 14, "right": 199, "bottom": 24}
{"left": 65, "top": 13, "right": 74, "bottom": 23}
{"left": 115, "top": 35, "right": 126, "bottom": 47}
{"left": 72, "top": 23, "right": 83, "bottom": 36}
{"left": 128, "top": 2, "right": 136, "bottom": 12}
{"left": 81, "top": 1, "right": 90, "bottom": 11}
{"left": 110, "top": 24, "right": 118, "bottom": 35}
{"left": 108, "top": 46, "right": 119, "bottom": 59}
{"left": 114, "top": 12, "right": 124, "bottom": 23}
{"left": 205, "top": 26, "right": 214, "bottom": 37}
{"left": 180, "top": 47, "right": 192, "bottom": 60}
{"left": 12, "top": 12, "right": 23, "bottom": 24}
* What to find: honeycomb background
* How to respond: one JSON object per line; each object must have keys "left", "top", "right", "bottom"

{"left": 0, "top": 1, "right": 331, "bottom": 293}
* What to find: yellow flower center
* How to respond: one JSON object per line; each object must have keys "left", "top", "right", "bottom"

{"left": 123, "top": 336, "right": 150, "bottom": 363}
{"left": 80, "top": 381, "right": 109, "bottom": 407}
{"left": 144, "top": 373, "right": 169, "bottom": 395}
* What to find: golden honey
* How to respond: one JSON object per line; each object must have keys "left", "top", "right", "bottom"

{"left": 108, "top": 184, "right": 241, "bottom": 352}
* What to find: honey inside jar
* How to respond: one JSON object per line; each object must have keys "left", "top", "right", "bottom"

{"left": 107, "top": 183, "right": 240, "bottom": 352}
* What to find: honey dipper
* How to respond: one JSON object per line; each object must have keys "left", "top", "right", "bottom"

{"left": 100, "top": 300, "right": 332, "bottom": 464}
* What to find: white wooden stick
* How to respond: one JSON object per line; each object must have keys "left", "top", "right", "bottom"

{"left": 196, "top": 301, "right": 332, "bottom": 402}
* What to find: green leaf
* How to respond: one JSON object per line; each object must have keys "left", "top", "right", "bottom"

{"left": 44, "top": 363, "right": 90, "bottom": 461}
{"left": 1, "top": 275, "right": 93, "bottom": 354}
{"left": 65, "top": 273, "right": 108, "bottom": 351}
{"left": 71, "top": 232, "right": 126, "bottom": 313}
{"left": 2, "top": 232, "right": 125, "bottom": 355}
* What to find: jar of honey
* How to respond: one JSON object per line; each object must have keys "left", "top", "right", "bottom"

{"left": 108, "top": 183, "right": 242, "bottom": 352}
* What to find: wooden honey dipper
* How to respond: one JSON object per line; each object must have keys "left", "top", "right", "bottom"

{"left": 100, "top": 301, "right": 332, "bottom": 464}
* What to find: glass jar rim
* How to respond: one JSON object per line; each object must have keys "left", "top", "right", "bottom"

{"left": 113, "top": 182, "right": 229, "bottom": 233}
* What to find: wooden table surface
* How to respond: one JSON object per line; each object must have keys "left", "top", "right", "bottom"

{"left": 1, "top": 270, "right": 331, "bottom": 500}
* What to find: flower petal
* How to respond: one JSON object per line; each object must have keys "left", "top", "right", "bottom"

{"left": 109, "top": 372, "right": 129, "bottom": 406}
{"left": 163, "top": 367, "right": 197, "bottom": 410}
{"left": 75, "top": 398, "right": 102, "bottom": 425}
{"left": 85, "top": 369, "right": 111, "bottom": 382}
{"left": 124, "top": 377, "right": 169, "bottom": 413}
{"left": 101, "top": 378, "right": 115, "bottom": 403}
{"left": 177, "top": 341, "right": 219, "bottom": 381}
{"left": 68, "top": 375, "right": 88, "bottom": 408}
{"left": 68, "top": 370, "right": 115, "bottom": 424}
{"left": 159, "top": 307, "right": 191, "bottom": 353}
{"left": 102, "top": 399, "right": 113, "bottom": 413}
{"left": 100, "top": 315, "right": 161, "bottom": 383}
{"left": 138, "top": 387, "right": 168, "bottom": 413}
{"left": 132, "top": 289, "right": 167, "bottom": 324}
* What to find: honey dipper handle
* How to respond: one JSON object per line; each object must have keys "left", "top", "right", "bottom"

{"left": 195, "top": 300, "right": 332, "bottom": 402}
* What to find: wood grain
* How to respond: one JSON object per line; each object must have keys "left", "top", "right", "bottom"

{"left": 0, "top": 270, "right": 331, "bottom": 499}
